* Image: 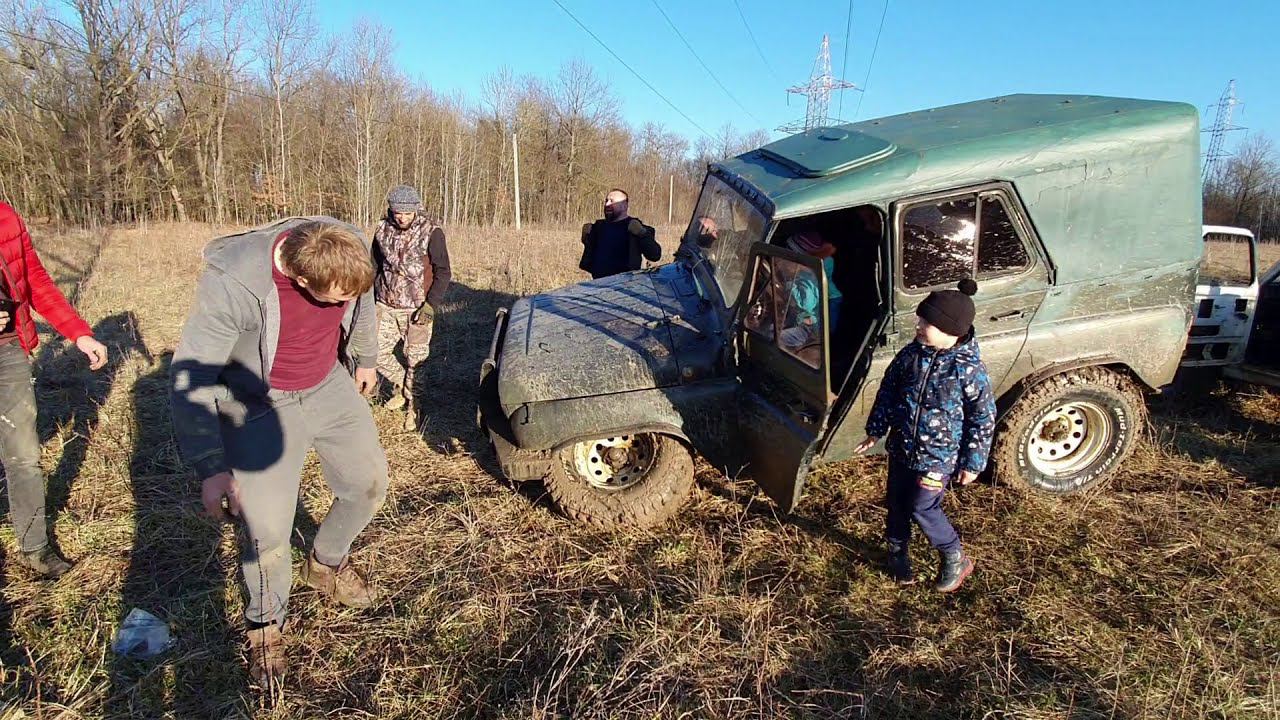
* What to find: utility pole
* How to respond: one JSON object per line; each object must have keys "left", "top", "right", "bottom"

{"left": 512, "top": 132, "right": 522, "bottom": 230}
{"left": 668, "top": 174, "right": 674, "bottom": 224}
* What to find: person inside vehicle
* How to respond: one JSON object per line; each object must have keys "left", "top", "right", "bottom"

{"left": 773, "top": 230, "right": 842, "bottom": 358}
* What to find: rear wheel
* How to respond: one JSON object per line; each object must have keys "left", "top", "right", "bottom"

{"left": 993, "top": 367, "right": 1146, "bottom": 494}
{"left": 545, "top": 432, "right": 694, "bottom": 528}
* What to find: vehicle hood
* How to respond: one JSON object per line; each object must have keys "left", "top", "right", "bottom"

{"left": 497, "top": 265, "right": 713, "bottom": 408}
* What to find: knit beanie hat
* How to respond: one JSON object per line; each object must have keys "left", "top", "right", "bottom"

{"left": 916, "top": 278, "right": 978, "bottom": 337}
{"left": 785, "top": 231, "right": 827, "bottom": 255}
{"left": 387, "top": 185, "right": 422, "bottom": 213}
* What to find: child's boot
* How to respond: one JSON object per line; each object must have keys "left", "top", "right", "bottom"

{"left": 886, "top": 541, "right": 915, "bottom": 585}
{"left": 934, "top": 550, "right": 974, "bottom": 592}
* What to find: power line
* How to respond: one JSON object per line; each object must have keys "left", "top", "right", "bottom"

{"left": 649, "top": 0, "right": 764, "bottom": 127}
{"left": 853, "top": 0, "right": 889, "bottom": 120}
{"left": 548, "top": 0, "right": 712, "bottom": 138}
{"left": 837, "top": 0, "right": 853, "bottom": 119}
{"left": 732, "top": 0, "right": 781, "bottom": 84}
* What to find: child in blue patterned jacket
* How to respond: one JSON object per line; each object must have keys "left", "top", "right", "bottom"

{"left": 856, "top": 278, "right": 996, "bottom": 592}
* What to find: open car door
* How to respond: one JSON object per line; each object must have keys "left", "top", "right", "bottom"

{"left": 1185, "top": 226, "right": 1259, "bottom": 368}
{"left": 1225, "top": 258, "right": 1280, "bottom": 387}
{"left": 736, "top": 243, "right": 836, "bottom": 512}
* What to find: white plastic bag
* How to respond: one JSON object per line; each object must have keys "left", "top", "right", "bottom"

{"left": 111, "top": 608, "right": 176, "bottom": 658}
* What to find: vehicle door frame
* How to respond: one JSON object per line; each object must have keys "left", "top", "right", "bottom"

{"left": 886, "top": 181, "right": 1053, "bottom": 384}
{"left": 1185, "top": 225, "right": 1259, "bottom": 368}
{"left": 733, "top": 242, "right": 838, "bottom": 512}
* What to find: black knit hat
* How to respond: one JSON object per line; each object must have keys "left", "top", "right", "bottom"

{"left": 916, "top": 278, "right": 978, "bottom": 337}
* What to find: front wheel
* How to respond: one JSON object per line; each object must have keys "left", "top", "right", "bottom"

{"left": 992, "top": 367, "right": 1146, "bottom": 494}
{"left": 544, "top": 432, "right": 695, "bottom": 529}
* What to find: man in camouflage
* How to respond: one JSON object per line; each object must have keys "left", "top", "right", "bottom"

{"left": 372, "top": 185, "right": 451, "bottom": 429}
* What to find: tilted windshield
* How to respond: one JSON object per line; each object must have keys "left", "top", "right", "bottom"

{"left": 681, "top": 175, "right": 769, "bottom": 307}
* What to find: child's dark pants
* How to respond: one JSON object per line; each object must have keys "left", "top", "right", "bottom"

{"left": 885, "top": 456, "right": 962, "bottom": 553}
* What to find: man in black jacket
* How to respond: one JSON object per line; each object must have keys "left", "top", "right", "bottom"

{"left": 579, "top": 189, "right": 661, "bottom": 279}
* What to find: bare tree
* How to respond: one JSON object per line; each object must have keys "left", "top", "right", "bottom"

{"left": 552, "top": 59, "right": 617, "bottom": 223}
{"left": 252, "top": 0, "right": 322, "bottom": 213}
{"left": 0, "top": 6, "right": 769, "bottom": 228}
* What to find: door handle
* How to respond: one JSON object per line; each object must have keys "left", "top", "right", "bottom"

{"left": 989, "top": 309, "right": 1026, "bottom": 322}
{"left": 785, "top": 401, "right": 818, "bottom": 424}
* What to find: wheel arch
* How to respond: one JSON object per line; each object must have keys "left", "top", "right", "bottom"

{"left": 550, "top": 425, "right": 692, "bottom": 455}
{"left": 998, "top": 357, "right": 1152, "bottom": 418}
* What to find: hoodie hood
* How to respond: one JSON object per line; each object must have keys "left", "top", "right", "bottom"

{"left": 202, "top": 216, "right": 366, "bottom": 298}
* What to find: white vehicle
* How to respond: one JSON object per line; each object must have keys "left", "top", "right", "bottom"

{"left": 1184, "top": 225, "right": 1280, "bottom": 385}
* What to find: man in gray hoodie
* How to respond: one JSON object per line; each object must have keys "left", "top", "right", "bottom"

{"left": 169, "top": 218, "right": 388, "bottom": 686}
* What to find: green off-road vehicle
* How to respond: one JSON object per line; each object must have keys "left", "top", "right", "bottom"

{"left": 479, "top": 94, "right": 1210, "bottom": 528}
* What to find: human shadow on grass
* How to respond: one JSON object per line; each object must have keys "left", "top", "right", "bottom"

{"left": 404, "top": 282, "right": 528, "bottom": 482}
{"left": 697, "top": 470, "right": 886, "bottom": 574}
{"left": 34, "top": 312, "right": 152, "bottom": 544}
{"left": 106, "top": 354, "right": 284, "bottom": 718}
{"left": 1150, "top": 378, "right": 1279, "bottom": 488}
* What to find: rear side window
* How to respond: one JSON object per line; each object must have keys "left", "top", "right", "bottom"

{"left": 901, "top": 197, "right": 976, "bottom": 290}
{"left": 900, "top": 190, "right": 1033, "bottom": 291}
{"left": 978, "top": 196, "right": 1030, "bottom": 274}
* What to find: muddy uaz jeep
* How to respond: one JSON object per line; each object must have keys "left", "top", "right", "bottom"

{"left": 479, "top": 94, "right": 1205, "bottom": 528}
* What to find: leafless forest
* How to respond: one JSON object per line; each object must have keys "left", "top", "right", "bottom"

{"left": 0, "top": 0, "right": 774, "bottom": 230}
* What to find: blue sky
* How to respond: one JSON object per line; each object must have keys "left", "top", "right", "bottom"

{"left": 317, "top": 0, "right": 1277, "bottom": 153}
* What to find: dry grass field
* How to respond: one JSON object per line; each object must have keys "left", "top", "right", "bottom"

{"left": 1201, "top": 237, "right": 1280, "bottom": 285}
{"left": 0, "top": 221, "right": 1277, "bottom": 719}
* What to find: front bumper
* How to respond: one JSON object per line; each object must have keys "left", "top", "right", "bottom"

{"left": 479, "top": 308, "right": 553, "bottom": 481}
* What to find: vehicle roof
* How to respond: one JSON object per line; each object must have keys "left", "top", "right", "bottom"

{"left": 716, "top": 94, "right": 1204, "bottom": 283}
{"left": 718, "top": 94, "right": 1197, "bottom": 217}
{"left": 1203, "top": 225, "right": 1255, "bottom": 239}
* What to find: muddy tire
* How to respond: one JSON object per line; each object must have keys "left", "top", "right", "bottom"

{"left": 993, "top": 367, "right": 1146, "bottom": 494}
{"left": 545, "top": 432, "right": 694, "bottom": 529}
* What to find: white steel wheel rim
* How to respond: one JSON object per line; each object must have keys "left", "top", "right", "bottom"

{"left": 1027, "top": 401, "right": 1113, "bottom": 476}
{"left": 570, "top": 434, "right": 657, "bottom": 491}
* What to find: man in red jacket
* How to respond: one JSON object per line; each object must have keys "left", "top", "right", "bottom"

{"left": 0, "top": 202, "right": 108, "bottom": 578}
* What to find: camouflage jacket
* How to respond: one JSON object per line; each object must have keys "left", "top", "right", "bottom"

{"left": 373, "top": 214, "right": 451, "bottom": 310}
{"left": 866, "top": 332, "right": 997, "bottom": 476}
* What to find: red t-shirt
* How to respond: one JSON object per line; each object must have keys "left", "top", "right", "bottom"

{"left": 269, "top": 234, "right": 347, "bottom": 391}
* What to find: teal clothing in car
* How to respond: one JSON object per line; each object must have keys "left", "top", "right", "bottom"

{"left": 790, "top": 257, "right": 842, "bottom": 329}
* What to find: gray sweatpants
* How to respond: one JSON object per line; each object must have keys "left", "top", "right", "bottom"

{"left": 0, "top": 342, "right": 48, "bottom": 553}
{"left": 223, "top": 363, "right": 388, "bottom": 626}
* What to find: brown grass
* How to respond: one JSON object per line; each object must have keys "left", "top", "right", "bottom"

{"left": 0, "top": 221, "right": 1277, "bottom": 719}
{"left": 1202, "top": 238, "right": 1280, "bottom": 285}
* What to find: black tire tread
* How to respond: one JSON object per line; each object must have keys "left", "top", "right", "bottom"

{"left": 992, "top": 366, "right": 1146, "bottom": 494}
{"left": 545, "top": 434, "right": 695, "bottom": 529}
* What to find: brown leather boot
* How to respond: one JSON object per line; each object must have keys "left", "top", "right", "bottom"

{"left": 383, "top": 391, "right": 407, "bottom": 411}
{"left": 301, "top": 552, "right": 375, "bottom": 607}
{"left": 246, "top": 622, "right": 285, "bottom": 687}
{"left": 18, "top": 545, "right": 74, "bottom": 579}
